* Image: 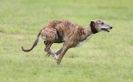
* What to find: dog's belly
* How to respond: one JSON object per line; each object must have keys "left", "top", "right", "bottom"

{"left": 40, "top": 36, "right": 64, "bottom": 43}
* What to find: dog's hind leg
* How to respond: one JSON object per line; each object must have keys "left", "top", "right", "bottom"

{"left": 55, "top": 43, "right": 71, "bottom": 64}
{"left": 55, "top": 48, "right": 63, "bottom": 55}
{"left": 44, "top": 41, "right": 55, "bottom": 57}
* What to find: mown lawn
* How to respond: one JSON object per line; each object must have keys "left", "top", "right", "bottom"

{"left": 0, "top": 0, "right": 133, "bottom": 82}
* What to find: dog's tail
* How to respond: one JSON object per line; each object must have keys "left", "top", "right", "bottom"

{"left": 21, "top": 30, "right": 42, "bottom": 52}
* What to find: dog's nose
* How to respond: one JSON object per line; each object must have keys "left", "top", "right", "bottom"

{"left": 110, "top": 26, "right": 112, "bottom": 29}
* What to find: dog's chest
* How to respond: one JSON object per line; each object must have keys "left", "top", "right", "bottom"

{"left": 77, "top": 35, "right": 92, "bottom": 47}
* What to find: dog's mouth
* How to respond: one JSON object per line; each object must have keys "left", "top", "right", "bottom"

{"left": 101, "top": 28, "right": 110, "bottom": 32}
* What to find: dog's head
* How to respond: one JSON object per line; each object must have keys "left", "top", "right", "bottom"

{"left": 90, "top": 20, "right": 112, "bottom": 34}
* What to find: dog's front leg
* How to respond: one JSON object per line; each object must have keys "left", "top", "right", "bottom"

{"left": 55, "top": 44, "right": 70, "bottom": 64}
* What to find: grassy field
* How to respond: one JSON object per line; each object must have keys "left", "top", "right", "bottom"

{"left": 0, "top": 0, "right": 133, "bottom": 82}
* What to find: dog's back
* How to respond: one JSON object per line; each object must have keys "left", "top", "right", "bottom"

{"left": 47, "top": 20, "right": 82, "bottom": 35}
{"left": 44, "top": 20, "right": 83, "bottom": 42}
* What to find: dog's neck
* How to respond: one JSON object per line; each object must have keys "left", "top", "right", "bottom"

{"left": 79, "top": 25, "right": 99, "bottom": 41}
{"left": 84, "top": 27, "right": 92, "bottom": 36}
{"left": 85, "top": 25, "right": 98, "bottom": 35}
{"left": 79, "top": 26, "right": 92, "bottom": 41}
{"left": 81, "top": 25, "right": 98, "bottom": 39}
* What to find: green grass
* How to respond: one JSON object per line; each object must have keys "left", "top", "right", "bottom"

{"left": 0, "top": 0, "right": 133, "bottom": 82}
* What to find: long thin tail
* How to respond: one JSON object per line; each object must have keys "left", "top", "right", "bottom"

{"left": 21, "top": 30, "right": 41, "bottom": 52}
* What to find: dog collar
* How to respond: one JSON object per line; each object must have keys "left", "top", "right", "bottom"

{"left": 90, "top": 26, "right": 98, "bottom": 34}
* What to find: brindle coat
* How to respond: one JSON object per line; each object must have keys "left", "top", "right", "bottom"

{"left": 21, "top": 20, "right": 112, "bottom": 64}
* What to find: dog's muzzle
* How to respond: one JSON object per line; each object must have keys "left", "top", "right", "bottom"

{"left": 101, "top": 26, "right": 112, "bottom": 32}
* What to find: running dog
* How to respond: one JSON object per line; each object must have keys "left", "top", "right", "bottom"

{"left": 21, "top": 19, "right": 112, "bottom": 64}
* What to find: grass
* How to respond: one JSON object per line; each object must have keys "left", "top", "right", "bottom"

{"left": 0, "top": 0, "right": 133, "bottom": 82}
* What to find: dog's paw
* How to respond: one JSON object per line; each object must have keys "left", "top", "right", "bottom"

{"left": 53, "top": 54, "right": 61, "bottom": 65}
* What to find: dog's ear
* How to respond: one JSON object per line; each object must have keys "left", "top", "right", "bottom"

{"left": 90, "top": 21, "right": 95, "bottom": 28}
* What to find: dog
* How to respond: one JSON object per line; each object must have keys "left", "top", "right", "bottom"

{"left": 21, "top": 19, "right": 112, "bottom": 64}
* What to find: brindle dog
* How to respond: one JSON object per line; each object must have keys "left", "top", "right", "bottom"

{"left": 21, "top": 20, "right": 112, "bottom": 64}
